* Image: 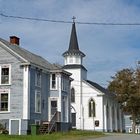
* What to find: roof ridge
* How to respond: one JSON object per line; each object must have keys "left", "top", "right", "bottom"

{"left": 85, "top": 80, "right": 115, "bottom": 97}
{"left": 0, "top": 37, "right": 55, "bottom": 70}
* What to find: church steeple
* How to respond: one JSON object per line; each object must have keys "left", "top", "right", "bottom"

{"left": 63, "top": 20, "right": 87, "bottom": 80}
{"left": 63, "top": 22, "right": 85, "bottom": 57}
{"left": 62, "top": 21, "right": 86, "bottom": 68}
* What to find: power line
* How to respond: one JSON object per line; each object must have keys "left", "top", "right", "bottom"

{"left": 1, "top": 13, "right": 140, "bottom": 26}
{"left": 0, "top": 13, "right": 72, "bottom": 24}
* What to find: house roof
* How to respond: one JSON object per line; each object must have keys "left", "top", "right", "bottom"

{"left": 85, "top": 80, "right": 115, "bottom": 97}
{"left": 62, "top": 22, "right": 85, "bottom": 57}
{"left": 0, "top": 38, "right": 57, "bottom": 71}
{"left": 50, "top": 63, "right": 72, "bottom": 76}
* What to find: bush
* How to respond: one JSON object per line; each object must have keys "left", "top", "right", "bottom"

{"left": 0, "top": 123, "right": 8, "bottom": 135}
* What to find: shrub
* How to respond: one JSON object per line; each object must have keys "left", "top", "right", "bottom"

{"left": 0, "top": 123, "right": 8, "bottom": 135}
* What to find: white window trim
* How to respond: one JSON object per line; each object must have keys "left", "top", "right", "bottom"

{"left": 35, "top": 70, "right": 41, "bottom": 87}
{"left": 50, "top": 74, "right": 57, "bottom": 90}
{"left": 35, "top": 90, "right": 41, "bottom": 113}
{"left": 0, "top": 89, "right": 10, "bottom": 113}
{"left": 0, "top": 64, "right": 11, "bottom": 85}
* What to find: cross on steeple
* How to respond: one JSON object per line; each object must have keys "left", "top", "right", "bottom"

{"left": 72, "top": 16, "right": 76, "bottom": 23}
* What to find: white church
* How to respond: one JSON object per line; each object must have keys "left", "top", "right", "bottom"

{"left": 62, "top": 22, "right": 124, "bottom": 132}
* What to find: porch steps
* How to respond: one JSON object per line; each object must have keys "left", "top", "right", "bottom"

{"left": 39, "top": 111, "right": 60, "bottom": 134}
{"left": 39, "top": 121, "right": 49, "bottom": 134}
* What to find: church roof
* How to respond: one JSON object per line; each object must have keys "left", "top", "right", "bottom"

{"left": 85, "top": 80, "right": 115, "bottom": 97}
{"left": 62, "top": 22, "right": 85, "bottom": 57}
{"left": 63, "top": 64, "right": 87, "bottom": 71}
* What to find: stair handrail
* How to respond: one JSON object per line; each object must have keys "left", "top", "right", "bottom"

{"left": 48, "top": 111, "right": 58, "bottom": 133}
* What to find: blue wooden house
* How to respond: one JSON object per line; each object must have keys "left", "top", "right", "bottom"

{"left": 0, "top": 36, "right": 72, "bottom": 135}
{"left": 124, "top": 114, "right": 140, "bottom": 133}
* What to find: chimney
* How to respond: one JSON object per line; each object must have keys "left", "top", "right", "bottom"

{"left": 10, "top": 36, "right": 20, "bottom": 45}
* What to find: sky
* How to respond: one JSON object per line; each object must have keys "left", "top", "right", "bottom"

{"left": 1, "top": 0, "right": 140, "bottom": 87}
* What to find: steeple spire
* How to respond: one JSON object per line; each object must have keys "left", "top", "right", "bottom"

{"left": 63, "top": 20, "right": 85, "bottom": 57}
{"left": 68, "top": 21, "right": 79, "bottom": 52}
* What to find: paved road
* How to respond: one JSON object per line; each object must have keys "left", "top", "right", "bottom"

{"left": 87, "top": 133, "right": 140, "bottom": 140}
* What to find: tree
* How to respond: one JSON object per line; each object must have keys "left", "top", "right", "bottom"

{"left": 108, "top": 68, "right": 140, "bottom": 133}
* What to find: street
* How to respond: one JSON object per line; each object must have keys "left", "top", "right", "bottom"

{"left": 88, "top": 133, "right": 140, "bottom": 140}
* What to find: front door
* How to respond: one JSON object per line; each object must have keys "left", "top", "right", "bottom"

{"left": 51, "top": 100, "right": 57, "bottom": 119}
{"left": 10, "top": 120, "right": 20, "bottom": 135}
{"left": 72, "top": 113, "right": 76, "bottom": 127}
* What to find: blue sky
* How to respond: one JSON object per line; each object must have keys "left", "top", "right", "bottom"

{"left": 1, "top": 0, "right": 140, "bottom": 87}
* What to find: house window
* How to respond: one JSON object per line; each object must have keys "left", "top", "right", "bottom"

{"left": 71, "top": 88, "right": 75, "bottom": 103}
{"left": 0, "top": 93, "right": 8, "bottom": 111}
{"left": 35, "top": 70, "right": 41, "bottom": 87}
{"left": 35, "top": 91, "right": 41, "bottom": 113}
{"left": 89, "top": 99, "right": 95, "bottom": 117}
{"left": 50, "top": 74, "right": 57, "bottom": 89}
{"left": 62, "top": 76, "right": 67, "bottom": 91}
{"left": 0, "top": 65, "right": 11, "bottom": 85}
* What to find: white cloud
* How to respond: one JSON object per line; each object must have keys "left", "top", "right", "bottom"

{"left": 0, "top": 0, "right": 140, "bottom": 86}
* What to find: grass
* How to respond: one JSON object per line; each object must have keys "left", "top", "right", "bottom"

{"left": 0, "top": 130, "right": 104, "bottom": 140}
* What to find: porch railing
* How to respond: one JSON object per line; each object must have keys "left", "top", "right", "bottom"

{"left": 48, "top": 111, "right": 61, "bottom": 133}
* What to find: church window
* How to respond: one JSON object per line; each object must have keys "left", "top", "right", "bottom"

{"left": 69, "top": 56, "right": 73, "bottom": 63}
{"left": 89, "top": 99, "right": 95, "bottom": 117}
{"left": 75, "top": 58, "right": 79, "bottom": 63}
{"left": 106, "top": 103, "right": 109, "bottom": 118}
{"left": 117, "top": 107, "right": 120, "bottom": 120}
{"left": 71, "top": 88, "right": 75, "bottom": 103}
{"left": 75, "top": 56, "right": 80, "bottom": 64}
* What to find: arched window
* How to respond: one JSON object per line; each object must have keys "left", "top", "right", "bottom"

{"left": 106, "top": 103, "right": 109, "bottom": 118}
{"left": 89, "top": 99, "right": 95, "bottom": 117}
{"left": 71, "top": 88, "right": 75, "bottom": 103}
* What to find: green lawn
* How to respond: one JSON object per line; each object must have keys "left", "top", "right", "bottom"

{"left": 0, "top": 130, "right": 104, "bottom": 140}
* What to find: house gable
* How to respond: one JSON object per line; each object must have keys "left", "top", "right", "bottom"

{"left": 0, "top": 38, "right": 54, "bottom": 71}
{"left": 0, "top": 39, "right": 28, "bottom": 63}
